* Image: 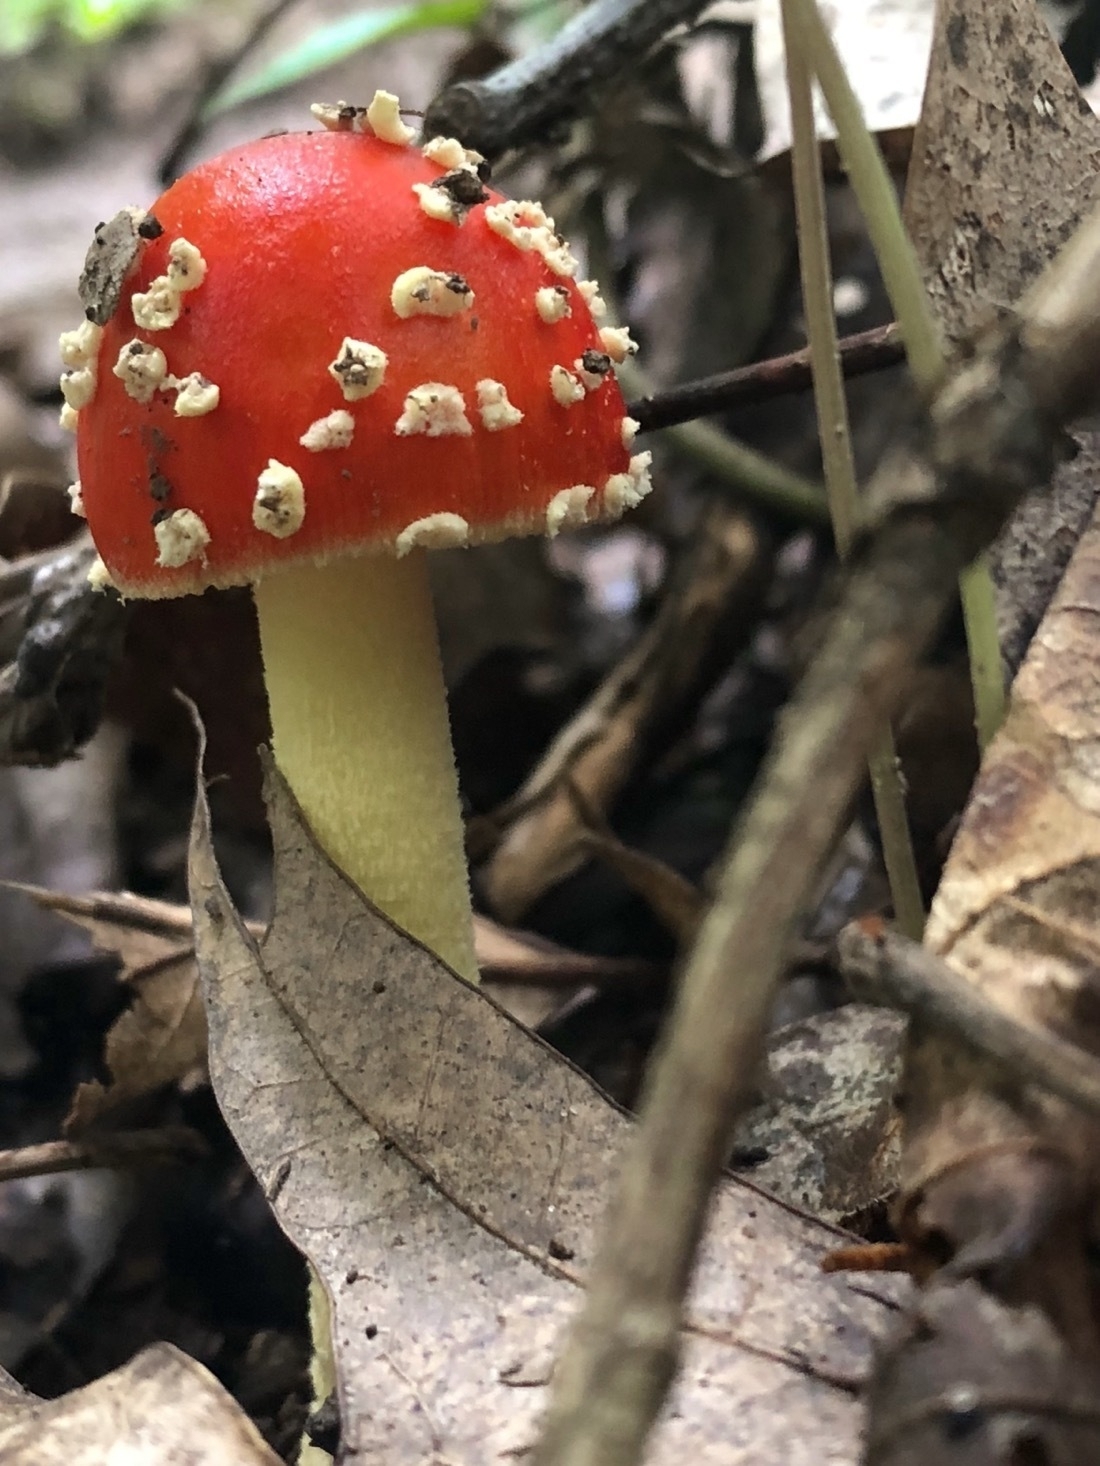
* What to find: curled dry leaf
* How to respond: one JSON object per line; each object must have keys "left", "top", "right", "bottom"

{"left": 12, "top": 886, "right": 212, "bottom": 1132}
{"left": 0, "top": 1341, "right": 280, "bottom": 1465}
{"left": 188, "top": 752, "right": 903, "bottom": 1464}
{"left": 869, "top": 422, "right": 1100, "bottom": 1461}
{"left": 865, "top": 2, "right": 1100, "bottom": 1458}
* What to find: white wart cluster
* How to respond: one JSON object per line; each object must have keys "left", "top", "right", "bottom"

{"left": 300, "top": 410, "right": 355, "bottom": 452}
{"left": 395, "top": 383, "right": 472, "bottom": 438}
{"left": 253, "top": 460, "right": 306, "bottom": 538}
{"left": 132, "top": 238, "right": 207, "bottom": 331}
{"left": 550, "top": 365, "right": 585, "bottom": 408}
{"left": 476, "top": 379, "right": 523, "bottom": 431}
{"left": 58, "top": 319, "right": 103, "bottom": 426}
{"left": 310, "top": 90, "right": 414, "bottom": 147}
{"left": 395, "top": 512, "right": 470, "bottom": 555}
{"left": 603, "top": 452, "right": 654, "bottom": 517}
{"left": 536, "top": 286, "right": 571, "bottom": 324}
{"left": 328, "top": 338, "right": 387, "bottom": 401}
{"left": 171, "top": 371, "right": 220, "bottom": 417}
{"left": 412, "top": 132, "right": 489, "bottom": 225}
{"left": 154, "top": 507, "right": 210, "bottom": 568}
{"left": 391, "top": 267, "right": 474, "bottom": 319}
{"left": 113, "top": 339, "right": 167, "bottom": 403}
{"left": 485, "top": 200, "right": 578, "bottom": 278}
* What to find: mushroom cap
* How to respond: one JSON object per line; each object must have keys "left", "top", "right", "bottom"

{"left": 72, "top": 126, "right": 647, "bottom": 598}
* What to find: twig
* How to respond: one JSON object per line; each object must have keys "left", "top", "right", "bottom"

{"left": 423, "top": 0, "right": 713, "bottom": 159}
{"left": 838, "top": 918, "right": 1100, "bottom": 1122}
{"left": 0, "top": 1127, "right": 208, "bottom": 1184}
{"left": 626, "top": 322, "right": 904, "bottom": 432}
{"left": 530, "top": 200, "right": 1100, "bottom": 1463}
{"left": 157, "top": 0, "right": 300, "bottom": 185}
{"left": 781, "top": 1, "right": 923, "bottom": 941}
{"left": 618, "top": 361, "right": 829, "bottom": 522}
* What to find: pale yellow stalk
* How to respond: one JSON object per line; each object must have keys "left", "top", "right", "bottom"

{"left": 253, "top": 550, "right": 478, "bottom": 983}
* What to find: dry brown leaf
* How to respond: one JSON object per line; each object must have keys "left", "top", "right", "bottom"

{"left": 863, "top": 4, "right": 1100, "bottom": 1457}
{"left": 0, "top": 1342, "right": 279, "bottom": 1464}
{"left": 188, "top": 755, "right": 902, "bottom": 1464}
{"left": 16, "top": 884, "right": 652, "bottom": 1124}
{"left": 870, "top": 501, "right": 1100, "bottom": 1464}
{"left": 10, "top": 887, "right": 211, "bottom": 1131}
{"left": 904, "top": 0, "right": 1100, "bottom": 671}
{"left": 921, "top": 499, "right": 1100, "bottom": 1116}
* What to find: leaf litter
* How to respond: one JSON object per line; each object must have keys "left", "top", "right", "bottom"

{"left": 0, "top": 1342, "right": 280, "bottom": 1466}
{"left": 10, "top": 884, "right": 660, "bottom": 1126}
{"left": 7, "top": 885, "right": 211, "bottom": 1131}
{"left": 187, "top": 748, "right": 904, "bottom": 1463}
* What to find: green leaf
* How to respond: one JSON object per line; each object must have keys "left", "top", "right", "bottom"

{"left": 0, "top": 0, "right": 179, "bottom": 55}
{"left": 205, "top": 0, "right": 489, "bottom": 116}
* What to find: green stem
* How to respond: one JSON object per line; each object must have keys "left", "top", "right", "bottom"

{"left": 786, "top": 0, "right": 1005, "bottom": 747}
{"left": 781, "top": 0, "right": 924, "bottom": 938}
{"left": 958, "top": 553, "right": 1004, "bottom": 750}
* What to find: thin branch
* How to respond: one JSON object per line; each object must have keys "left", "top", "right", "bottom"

{"left": 0, "top": 1128, "right": 208, "bottom": 1184}
{"left": 839, "top": 918, "right": 1100, "bottom": 1121}
{"left": 423, "top": 0, "right": 713, "bottom": 159}
{"left": 617, "top": 360, "right": 829, "bottom": 523}
{"left": 627, "top": 322, "right": 904, "bottom": 433}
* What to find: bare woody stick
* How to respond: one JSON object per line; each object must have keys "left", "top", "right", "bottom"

{"left": 838, "top": 918, "right": 1100, "bottom": 1123}
{"left": 423, "top": 0, "right": 714, "bottom": 159}
{"left": 530, "top": 200, "right": 1100, "bottom": 1466}
{"left": 628, "top": 322, "right": 904, "bottom": 433}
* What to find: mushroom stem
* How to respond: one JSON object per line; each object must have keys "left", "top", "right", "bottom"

{"left": 252, "top": 552, "right": 478, "bottom": 983}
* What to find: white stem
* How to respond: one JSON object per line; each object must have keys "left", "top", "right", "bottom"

{"left": 253, "top": 551, "right": 478, "bottom": 982}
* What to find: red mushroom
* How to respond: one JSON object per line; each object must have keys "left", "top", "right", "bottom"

{"left": 64, "top": 91, "right": 651, "bottom": 981}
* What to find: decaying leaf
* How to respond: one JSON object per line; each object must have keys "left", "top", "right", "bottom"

{"left": 861, "top": 4, "right": 1100, "bottom": 1458}
{"left": 904, "top": 0, "right": 1100, "bottom": 671}
{"left": 16, "top": 885, "right": 656, "bottom": 1124}
{"left": 0, "top": 1342, "right": 279, "bottom": 1464}
{"left": 11, "top": 886, "right": 210, "bottom": 1131}
{"left": 188, "top": 754, "right": 904, "bottom": 1464}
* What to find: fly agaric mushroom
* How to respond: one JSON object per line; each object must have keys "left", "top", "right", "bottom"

{"left": 65, "top": 93, "right": 651, "bottom": 981}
